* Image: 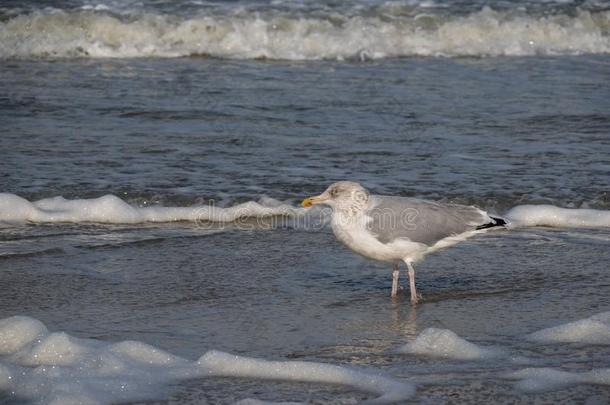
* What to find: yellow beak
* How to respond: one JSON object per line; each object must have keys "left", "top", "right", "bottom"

{"left": 302, "top": 196, "right": 326, "bottom": 208}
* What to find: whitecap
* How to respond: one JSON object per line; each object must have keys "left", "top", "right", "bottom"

{"left": 0, "top": 8, "right": 608, "bottom": 59}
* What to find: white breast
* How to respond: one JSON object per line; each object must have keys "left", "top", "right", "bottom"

{"left": 330, "top": 210, "right": 427, "bottom": 262}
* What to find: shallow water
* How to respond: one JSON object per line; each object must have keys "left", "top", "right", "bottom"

{"left": 3, "top": 56, "right": 609, "bottom": 207}
{"left": 1, "top": 0, "right": 610, "bottom": 403}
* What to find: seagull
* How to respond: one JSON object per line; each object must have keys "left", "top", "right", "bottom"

{"left": 302, "top": 181, "right": 506, "bottom": 305}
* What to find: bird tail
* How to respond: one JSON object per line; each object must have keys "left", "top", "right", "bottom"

{"left": 476, "top": 216, "right": 507, "bottom": 230}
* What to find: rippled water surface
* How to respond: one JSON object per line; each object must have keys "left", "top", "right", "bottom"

{"left": 1, "top": 1, "right": 610, "bottom": 402}
{"left": 3, "top": 56, "right": 609, "bottom": 205}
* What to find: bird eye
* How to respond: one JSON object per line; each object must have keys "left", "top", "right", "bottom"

{"left": 330, "top": 188, "right": 339, "bottom": 197}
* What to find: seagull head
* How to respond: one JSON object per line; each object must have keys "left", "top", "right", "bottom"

{"left": 302, "top": 181, "right": 369, "bottom": 212}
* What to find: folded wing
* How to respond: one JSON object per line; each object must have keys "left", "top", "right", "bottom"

{"left": 366, "top": 196, "right": 492, "bottom": 246}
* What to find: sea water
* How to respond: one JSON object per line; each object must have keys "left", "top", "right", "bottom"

{"left": 1, "top": 0, "right": 610, "bottom": 403}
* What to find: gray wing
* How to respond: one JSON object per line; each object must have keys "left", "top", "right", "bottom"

{"left": 366, "top": 195, "right": 491, "bottom": 246}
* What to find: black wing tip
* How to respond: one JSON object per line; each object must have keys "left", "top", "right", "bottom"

{"left": 476, "top": 216, "right": 507, "bottom": 230}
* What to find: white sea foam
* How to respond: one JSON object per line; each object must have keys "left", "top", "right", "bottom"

{"left": 398, "top": 328, "right": 501, "bottom": 360}
{"left": 200, "top": 350, "right": 415, "bottom": 404}
{"left": 0, "top": 316, "right": 48, "bottom": 355}
{"left": 3, "top": 193, "right": 609, "bottom": 232}
{"left": 505, "top": 205, "right": 610, "bottom": 229}
{"left": 0, "top": 7, "right": 608, "bottom": 59}
{"left": 0, "top": 315, "right": 415, "bottom": 404}
{"left": 526, "top": 312, "right": 610, "bottom": 345}
{"left": 507, "top": 367, "right": 610, "bottom": 393}
{"left": 234, "top": 400, "right": 304, "bottom": 405}
{"left": 0, "top": 193, "right": 304, "bottom": 224}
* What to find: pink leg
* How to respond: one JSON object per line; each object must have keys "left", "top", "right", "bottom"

{"left": 406, "top": 261, "right": 419, "bottom": 305}
{"left": 391, "top": 262, "right": 400, "bottom": 298}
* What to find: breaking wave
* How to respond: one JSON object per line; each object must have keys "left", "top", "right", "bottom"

{"left": 1, "top": 192, "right": 609, "bottom": 229}
{"left": 0, "top": 193, "right": 305, "bottom": 224}
{"left": 0, "top": 6, "right": 608, "bottom": 60}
